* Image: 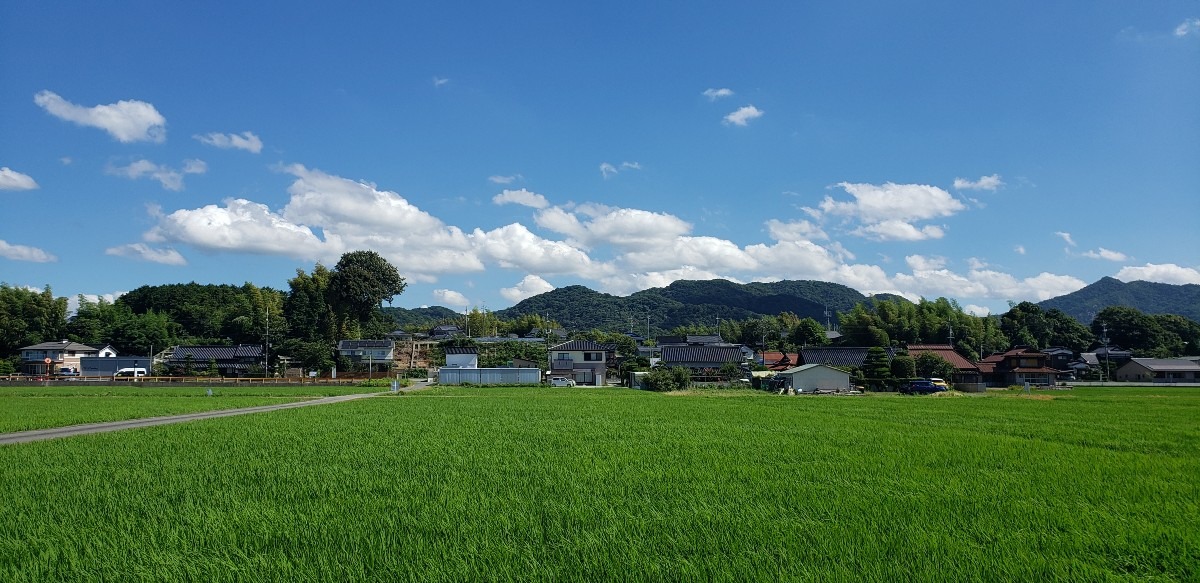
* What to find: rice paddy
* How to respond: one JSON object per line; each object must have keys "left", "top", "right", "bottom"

{"left": 1, "top": 386, "right": 1196, "bottom": 581}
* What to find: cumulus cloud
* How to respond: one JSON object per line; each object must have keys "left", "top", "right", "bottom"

{"left": 500, "top": 274, "right": 555, "bottom": 303}
{"left": 492, "top": 188, "right": 549, "bottom": 209}
{"left": 1054, "top": 231, "right": 1076, "bottom": 247}
{"left": 146, "top": 198, "right": 328, "bottom": 258}
{"left": 34, "top": 90, "right": 166, "bottom": 143}
{"left": 815, "top": 182, "right": 964, "bottom": 241}
{"left": 906, "top": 255, "right": 947, "bottom": 271}
{"left": 433, "top": 288, "right": 469, "bottom": 307}
{"left": 488, "top": 174, "right": 521, "bottom": 184}
{"left": 0, "top": 239, "right": 56, "bottom": 262}
{"left": 535, "top": 206, "right": 691, "bottom": 250}
{"left": 1116, "top": 263, "right": 1200, "bottom": 285}
{"left": 471, "top": 223, "right": 601, "bottom": 275}
{"left": 194, "top": 131, "right": 263, "bottom": 153}
{"left": 0, "top": 167, "right": 38, "bottom": 190}
{"left": 964, "top": 305, "right": 991, "bottom": 317}
{"left": 106, "top": 158, "right": 205, "bottom": 191}
{"left": 1175, "top": 18, "right": 1200, "bottom": 37}
{"left": 953, "top": 174, "right": 1003, "bottom": 191}
{"left": 703, "top": 88, "right": 734, "bottom": 100}
{"left": 1082, "top": 247, "right": 1128, "bottom": 261}
{"left": 104, "top": 243, "right": 187, "bottom": 265}
{"left": 765, "top": 218, "right": 828, "bottom": 242}
{"left": 723, "top": 105, "right": 764, "bottom": 126}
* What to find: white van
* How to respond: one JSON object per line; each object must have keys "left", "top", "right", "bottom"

{"left": 114, "top": 367, "right": 147, "bottom": 379}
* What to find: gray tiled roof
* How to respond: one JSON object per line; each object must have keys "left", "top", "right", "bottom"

{"left": 660, "top": 345, "right": 745, "bottom": 365}
{"left": 337, "top": 340, "right": 394, "bottom": 350}
{"left": 550, "top": 339, "right": 611, "bottom": 352}
{"left": 798, "top": 346, "right": 898, "bottom": 369}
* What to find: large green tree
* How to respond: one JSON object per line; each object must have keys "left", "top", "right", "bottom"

{"left": 327, "top": 251, "right": 407, "bottom": 333}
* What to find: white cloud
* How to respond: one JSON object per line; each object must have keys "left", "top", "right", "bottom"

{"left": 1054, "top": 231, "right": 1076, "bottom": 247}
{"left": 1116, "top": 263, "right": 1200, "bottom": 285}
{"left": 500, "top": 274, "right": 555, "bottom": 303}
{"left": 620, "top": 161, "right": 641, "bottom": 170}
{"left": 597, "top": 267, "right": 730, "bottom": 297}
{"left": 194, "top": 131, "right": 263, "bottom": 153}
{"left": 964, "top": 305, "right": 991, "bottom": 317}
{"left": 765, "top": 218, "right": 828, "bottom": 242}
{"left": 433, "top": 76, "right": 450, "bottom": 87}
{"left": 1082, "top": 247, "right": 1128, "bottom": 261}
{"left": 1014, "top": 245, "right": 1026, "bottom": 255}
{"left": 107, "top": 159, "right": 204, "bottom": 191}
{"left": 34, "top": 90, "right": 166, "bottom": 143}
{"left": 0, "top": 167, "right": 38, "bottom": 190}
{"left": 620, "top": 236, "right": 753, "bottom": 272}
{"left": 104, "top": 243, "right": 187, "bottom": 265}
{"left": 1175, "top": 18, "right": 1200, "bottom": 37}
{"left": 723, "top": 105, "right": 764, "bottom": 126}
{"left": 433, "top": 288, "right": 469, "bottom": 307}
{"left": 0, "top": 239, "right": 56, "bottom": 262}
{"left": 535, "top": 206, "right": 691, "bottom": 250}
{"left": 853, "top": 220, "right": 946, "bottom": 241}
{"left": 600, "top": 162, "right": 618, "bottom": 178}
{"left": 953, "top": 174, "right": 1003, "bottom": 191}
{"left": 492, "top": 188, "right": 549, "bottom": 209}
{"left": 703, "top": 88, "right": 734, "bottom": 100}
{"left": 471, "top": 223, "right": 600, "bottom": 275}
{"left": 488, "top": 174, "right": 521, "bottom": 184}
{"left": 145, "top": 198, "right": 329, "bottom": 261}
{"left": 906, "top": 254, "right": 947, "bottom": 271}
{"left": 821, "top": 182, "right": 965, "bottom": 224}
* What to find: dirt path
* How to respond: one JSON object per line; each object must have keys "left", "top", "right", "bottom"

{"left": 0, "top": 381, "right": 432, "bottom": 446}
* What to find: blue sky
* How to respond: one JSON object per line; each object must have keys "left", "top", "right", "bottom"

{"left": 2, "top": 2, "right": 1198, "bottom": 317}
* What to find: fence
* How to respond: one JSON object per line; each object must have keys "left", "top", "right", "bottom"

{"left": 437, "top": 368, "right": 542, "bottom": 386}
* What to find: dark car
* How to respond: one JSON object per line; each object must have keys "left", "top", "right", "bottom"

{"left": 902, "top": 380, "right": 945, "bottom": 395}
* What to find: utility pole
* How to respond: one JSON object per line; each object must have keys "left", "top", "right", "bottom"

{"left": 264, "top": 309, "right": 270, "bottom": 378}
{"left": 1101, "top": 323, "right": 1110, "bottom": 383}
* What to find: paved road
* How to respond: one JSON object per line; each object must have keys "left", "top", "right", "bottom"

{"left": 0, "top": 381, "right": 431, "bottom": 446}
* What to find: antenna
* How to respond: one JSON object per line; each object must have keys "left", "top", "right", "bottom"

{"left": 947, "top": 323, "right": 954, "bottom": 347}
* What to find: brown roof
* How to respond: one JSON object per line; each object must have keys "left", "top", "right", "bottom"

{"left": 906, "top": 344, "right": 980, "bottom": 372}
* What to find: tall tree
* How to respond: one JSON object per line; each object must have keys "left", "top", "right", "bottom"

{"left": 327, "top": 251, "right": 407, "bottom": 332}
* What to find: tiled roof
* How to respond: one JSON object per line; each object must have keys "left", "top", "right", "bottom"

{"left": 798, "top": 347, "right": 898, "bottom": 369}
{"left": 905, "top": 344, "right": 980, "bottom": 372}
{"left": 550, "top": 339, "right": 611, "bottom": 352}
{"left": 337, "top": 340, "right": 394, "bottom": 350}
{"left": 168, "top": 345, "right": 262, "bottom": 361}
{"left": 686, "top": 335, "right": 724, "bottom": 345}
{"left": 444, "top": 346, "right": 478, "bottom": 355}
{"left": 1124, "top": 358, "right": 1200, "bottom": 372}
{"left": 20, "top": 341, "right": 100, "bottom": 352}
{"left": 661, "top": 345, "right": 746, "bottom": 365}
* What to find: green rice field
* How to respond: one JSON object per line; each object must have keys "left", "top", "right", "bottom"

{"left": 1, "top": 386, "right": 1196, "bottom": 581}
{"left": 0, "top": 385, "right": 380, "bottom": 433}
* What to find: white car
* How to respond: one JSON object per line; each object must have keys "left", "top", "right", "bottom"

{"left": 549, "top": 377, "right": 576, "bottom": 387}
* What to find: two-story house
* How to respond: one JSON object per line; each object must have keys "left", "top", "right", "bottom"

{"left": 976, "top": 346, "right": 1058, "bottom": 387}
{"left": 336, "top": 340, "right": 396, "bottom": 373}
{"left": 19, "top": 340, "right": 105, "bottom": 375}
{"left": 548, "top": 340, "right": 611, "bottom": 386}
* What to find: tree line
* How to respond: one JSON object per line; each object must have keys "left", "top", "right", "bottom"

{"left": 2, "top": 254, "right": 1197, "bottom": 375}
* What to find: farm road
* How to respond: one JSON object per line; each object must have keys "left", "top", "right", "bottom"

{"left": 0, "top": 381, "right": 431, "bottom": 446}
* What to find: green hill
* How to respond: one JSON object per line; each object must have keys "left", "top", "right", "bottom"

{"left": 1038, "top": 277, "right": 1200, "bottom": 324}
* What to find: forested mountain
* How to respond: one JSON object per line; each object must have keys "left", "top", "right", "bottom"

{"left": 379, "top": 306, "right": 462, "bottom": 328}
{"left": 1038, "top": 277, "right": 1200, "bottom": 324}
{"left": 493, "top": 279, "right": 873, "bottom": 333}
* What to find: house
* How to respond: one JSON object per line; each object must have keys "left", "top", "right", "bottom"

{"left": 905, "top": 344, "right": 984, "bottom": 389}
{"left": 976, "top": 346, "right": 1058, "bottom": 387}
{"left": 659, "top": 345, "right": 747, "bottom": 374}
{"left": 429, "top": 324, "right": 463, "bottom": 340}
{"left": 444, "top": 346, "right": 479, "bottom": 369}
{"left": 798, "top": 346, "right": 899, "bottom": 370}
{"left": 548, "top": 339, "right": 612, "bottom": 386}
{"left": 1115, "top": 358, "right": 1200, "bottom": 383}
{"left": 760, "top": 351, "right": 801, "bottom": 372}
{"left": 336, "top": 340, "right": 396, "bottom": 372}
{"left": 776, "top": 364, "right": 851, "bottom": 393}
{"left": 1042, "top": 347, "right": 1076, "bottom": 371}
{"left": 161, "top": 344, "right": 264, "bottom": 377}
{"left": 18, "top": 340, "right": 104, "bottom": 375}
{"left": 1093, "top": 345, "right": 1133, "bottom": 366}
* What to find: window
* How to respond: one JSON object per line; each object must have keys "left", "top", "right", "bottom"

{"left": 584, "top": 352, "right": 602, "bottom": 361}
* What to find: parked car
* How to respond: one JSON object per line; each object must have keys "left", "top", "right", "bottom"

{"left": 928, "top": 377, "right": 949, "bottom": 390}
{"left": 902, "top": 379, "right": 945, "bottom": 395}
{"left": 549, "top": 376, "right": 576, "bottom": 387}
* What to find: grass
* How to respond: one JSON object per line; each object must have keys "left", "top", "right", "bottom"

{"left": 0, "top": 385, "right": 381, "bottom": 433}
{"left": 0, "top": 386, "right": 1196, "bottom": 581}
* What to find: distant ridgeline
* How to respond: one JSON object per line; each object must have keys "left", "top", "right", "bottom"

{"left": 1037, "top": 277, "right": 1200, "bottom": 324}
